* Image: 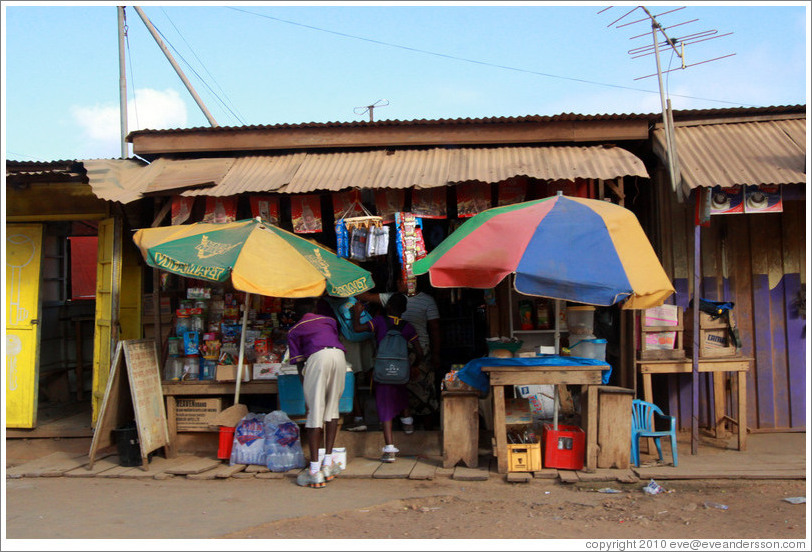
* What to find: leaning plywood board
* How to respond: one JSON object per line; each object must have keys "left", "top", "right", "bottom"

{"left": 88, "top": 340, "right": 171, "bottom": 470}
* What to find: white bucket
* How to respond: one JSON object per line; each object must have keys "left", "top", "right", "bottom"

{"left": 569, "top": 338, "right": 607, "bottom": 361}
{"left": 333, "top": 447, "right": 347, "bottom": 469}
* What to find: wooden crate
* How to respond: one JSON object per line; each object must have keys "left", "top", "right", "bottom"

{"left": 637, "top": 305, "right": 686, "bottom": 360}
{"left": 684, "top": 309, "right": 738, "bottom": 357}
{"left": 507, "top": 441, "right": 542, "bottom": 472}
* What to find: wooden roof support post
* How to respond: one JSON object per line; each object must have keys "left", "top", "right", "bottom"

{"left": 150, "top": 197, "right": 171, "bottom": 362}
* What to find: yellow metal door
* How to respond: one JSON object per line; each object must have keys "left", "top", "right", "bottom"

{"left": 92, "top": 217, "right": 121, "bottom": 425}
{"left": 119, "top": 238, "right": 143, "bottom": 340}
{"left": 6, "top": 224, "right": 44, "bottom": 428}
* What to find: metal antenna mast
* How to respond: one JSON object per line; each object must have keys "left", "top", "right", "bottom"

{"left": 354, "top": 99, "right": 389, "bottom": 122}
{"left": 602, "top": 6, "right": 734, "bottom": 196}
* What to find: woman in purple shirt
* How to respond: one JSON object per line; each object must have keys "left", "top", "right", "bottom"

{"left": 287, "top": 298, "right": 347, "bottom": 487}
{"left": 352, "top": 293, "right": 424, "bottom": 462}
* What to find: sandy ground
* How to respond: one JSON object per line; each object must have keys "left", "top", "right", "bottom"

{"left": 4, "top": 470, "right": 808, "bottom": 545}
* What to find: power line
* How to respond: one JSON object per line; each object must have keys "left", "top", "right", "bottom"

{"left": 145, "top": 11, "right": 245, "bottom": 125}
{"left": 227, "top": 6, "right": 755, "bottom": 108}
{"left": 160, "top": 8, "right": 247, "bottom": 125}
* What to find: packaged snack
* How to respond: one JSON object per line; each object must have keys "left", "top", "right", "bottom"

{"left": 183, "top": 331, "right": 200, "bottom": 356}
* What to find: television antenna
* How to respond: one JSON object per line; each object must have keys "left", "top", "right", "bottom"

{"left": 600, "top": 6, "right": 735, "bottom": 196}
{"left": 354, "top": 99, "right": 389, "bottom": 122}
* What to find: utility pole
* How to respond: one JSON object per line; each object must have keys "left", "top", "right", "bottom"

{"left": 118, "top": 6, "right": 128, "bottom": 158}
{"left": 133, "top": 6, "right": 219, "bottom": 127}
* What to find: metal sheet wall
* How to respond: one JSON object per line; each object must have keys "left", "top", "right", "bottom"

{"left": 658, "top": 185, "right": 806, "bottom": 431}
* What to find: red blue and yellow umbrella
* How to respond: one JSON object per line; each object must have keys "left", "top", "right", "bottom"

{"left": 413, "top": 195, "right": 674, "bottom": 309}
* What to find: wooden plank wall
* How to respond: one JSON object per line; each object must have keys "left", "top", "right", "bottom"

{"left": 654, "top": 181, "right": 806, "bottom": 432}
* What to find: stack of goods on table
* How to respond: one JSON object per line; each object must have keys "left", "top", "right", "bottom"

{"left": 163, "top": 285, "right": 292, "bottom": 383}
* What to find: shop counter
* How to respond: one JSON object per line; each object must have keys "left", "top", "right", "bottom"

{"left": 460, "top": 356, "right": 608, "bottom": 473}
{"left": 162, "top": 380, "right": 278, "bottom": 454}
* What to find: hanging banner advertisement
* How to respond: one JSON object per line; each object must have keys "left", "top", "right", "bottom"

{"left": 250, "top": 195, "right": 280, "bottom": 225}
{"left": 456, "top": 182, "right": 491, "bottom": 218}
{"left": 333, "top": 189, "right": 366, "bottom": 220}
{"left": 744, "top": 185, "right": 783, "bottom": 213}
{"left": 710, "top": 185, "right": 744, "bottom": 215}
{"left": 202, "top": 197, "right": 237, "bottom": 224}
{"left": 171, "top": 196, "right": 195, "bottom": 225}
{"left": 291, "top": 194, "right": 323, "bottom": 233}
{"left": 374, "top": 189, "right": 406, "bottom": 223}
{"left": 411, "top": 187, "right": 447, "bottom": 219}
{"left": 497, "top": 179, "right": 527, "bottom": 206}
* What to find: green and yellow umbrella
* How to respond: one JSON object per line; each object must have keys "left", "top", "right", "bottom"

{"left": 133, "top": 218, "right": 372, "bottom": 298}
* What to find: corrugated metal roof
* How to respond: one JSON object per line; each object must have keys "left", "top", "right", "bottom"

{"left": 126, "top": 104, "right": 804, "bottom": 138}
{"left": 653, "top": 117, "right": 806, "bottom": 197}
{"left": 82, "top": 145, "right": 648, "bottom": 203}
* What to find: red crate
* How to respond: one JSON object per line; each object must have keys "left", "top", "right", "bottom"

{"left": 542, "top": 423, "right": 585, "bottom": 470}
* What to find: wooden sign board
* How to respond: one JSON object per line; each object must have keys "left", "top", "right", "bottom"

{"left": 88, "top": 339, "right": 171, "bottom": 470}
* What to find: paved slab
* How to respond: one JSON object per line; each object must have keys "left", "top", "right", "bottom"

{"left": 558, "top": 470, "right": 580, "bottom": 484}
{"left": 215, "top": 464, "right": 247, "bottom": 478}
{"left": 244, "top": 464, "right": 270, "bottom": 473}
{"left": 506, "top": 472, "right": 532, "bottom": 483}
{"left": 374, "top": 457, "right": 416, "bottom": 479}
{"left": 532, "top": 469, "right": 559, "bottom": 479}
{"left": 453, "top": 466, "right": 489, "bottom": 481}
{"left": 187, "top": 462, "right": 244, "bottom": 480}
{"left": 65, "top": 456, "right": 122, "bottom": 478}
{"left": 164, "top": 456, "right": 221, "bottom": 475}
{"left": 231, "top": 472, "right": 256, "bottom": 479}
{"left": 254, "top": 471, "right": 285, "bottom": 479}
{"left": 341, "top": 457, "right": 380, "bottom": 479}
{"left": 95, "top": 464, "right": 140, "bottom": 478}
{"left": 6, "top": 452, "right": 89, "bottom": 478}
{"left": 409, "top": 458, "right": 439, "bottom": 480}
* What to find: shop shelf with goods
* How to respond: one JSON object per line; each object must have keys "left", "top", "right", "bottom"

{"left": 507, "top": 276, "right": 568, "bottom": 355}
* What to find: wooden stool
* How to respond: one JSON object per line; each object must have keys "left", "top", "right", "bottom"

{"left": 442, "top": 391, "right": 480, "bottom": 468}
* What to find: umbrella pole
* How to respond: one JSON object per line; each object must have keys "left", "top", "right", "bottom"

{"left": 234, "top": 292, "right": 252, "bottom": 405}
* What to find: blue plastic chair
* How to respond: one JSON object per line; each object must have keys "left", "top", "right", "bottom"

{"left": 631, "top": 399, "right": 678, "bottom": 467}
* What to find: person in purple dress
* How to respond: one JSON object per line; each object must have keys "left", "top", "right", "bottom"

{"left": 287, "top": 298, "right": 347, "bottom": 488}
{"left": 352, "top": 293, "right": 424, "bottom": 462}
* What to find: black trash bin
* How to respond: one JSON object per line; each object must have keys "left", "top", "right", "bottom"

{"left": 113, "top": 423, "right": 142, "bottom": 467}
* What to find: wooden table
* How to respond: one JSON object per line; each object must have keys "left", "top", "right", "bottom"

{"left": 481, "top": 361, "right": 606, "bottom": 473}
{"left": 636, "top": 357, "right": 751, "bottom": 451}
{"left": 162, "top": 380, "right": 278, "bottom": 456}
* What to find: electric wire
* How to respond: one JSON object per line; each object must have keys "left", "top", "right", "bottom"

{"left": 227, "top": 6, "right": 754, "bottom": 108}
{"left": 146, "top": 12, "right": 245, "bottom": 126}
{"left": 160, "top": 8, "right": 247, "bottom": 125}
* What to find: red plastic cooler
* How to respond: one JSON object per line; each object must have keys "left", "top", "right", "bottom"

{"left": 542, "top": 423, "right": 585, "bottom": 470}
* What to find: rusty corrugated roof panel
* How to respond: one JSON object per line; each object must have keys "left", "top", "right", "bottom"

{"left": 653, "top": 117, "right": 806, "bottom": 196}
{"left": 125, "top": 105, "right": 805, "bottom": 139}
{"left": 144, "top": 158, "right": 234, "bottom": 194}
{"left": 181, "top": 153, "right": 306, "bottom": 197}
{"left": 83, "top": 145, "right": 649, "bottom": 203}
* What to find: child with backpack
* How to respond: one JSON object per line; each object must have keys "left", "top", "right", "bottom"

{"left": 352, "top": 292, "right": 424, "bottom": 462}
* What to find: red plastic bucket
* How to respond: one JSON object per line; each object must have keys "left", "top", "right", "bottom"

{"left": 217, "top": 426, "right": 236, "bottom": 460}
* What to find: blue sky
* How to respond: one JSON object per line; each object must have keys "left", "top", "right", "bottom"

{"left": 2, "top": 2, "right": 808, "bottom": 162}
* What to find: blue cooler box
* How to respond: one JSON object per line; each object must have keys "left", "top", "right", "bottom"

{"left": 277, "top": 371, "right": 354, "bottom": 416}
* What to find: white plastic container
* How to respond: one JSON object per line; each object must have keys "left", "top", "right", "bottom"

{"left": 569, "top": 337, "right": 607, "bottom": 361}
{"left": 566, "top": 306, "right": 595, "bottom": 335}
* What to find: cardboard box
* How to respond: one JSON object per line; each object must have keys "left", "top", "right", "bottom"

{"left": 505, "top": 398, "right": 532, "bottom": 425}
{"left": 644, "top": 304, "right": 679, "bottom": 327}
{"left": 215, "top": 364, "right": 252, "bottom": 382}
{"left": 253, "top": 362, "right": 283, "bottom": 380}
{"left": 176, "top": 398, "right": 222, "bottom": 432}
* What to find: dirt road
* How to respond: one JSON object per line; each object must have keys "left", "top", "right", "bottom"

{"left": 4, "top": 471, "right": 807, "bottom": 543}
